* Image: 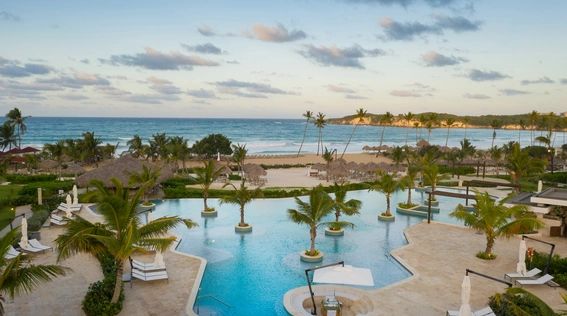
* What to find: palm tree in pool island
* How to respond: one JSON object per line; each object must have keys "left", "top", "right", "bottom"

{"left": 0, "top": 229, "right": 68, "bottom": 313}
{"left": 220, "top": 179, "right": 262, "bottom": 232}
{"left": 194, "top": 159, "right": 224, "bottom": 213}
{"left": 341, "top": 108, "right": 367, "bottom": 158}
{"left": 288, "top": 186, "right": 338, "bottom": 261}
{"left": 370, "top": 172, "right": 400, "bottom": 221}
{"left": 56, "top": 179, "right": 196, "bottom": 304}
{"left": 297, "top": 110, "right": 313, "bottom": 157}
{"left": 400, "top": 166, "right": 419, "bottom": 208}
{"left": 327, "top": 182, "right": 361, "bottom": 235}
{"left": 450, "top": 192, "right": 543, "bottom": 259}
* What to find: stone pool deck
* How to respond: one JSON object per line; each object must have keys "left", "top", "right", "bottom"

{"left": 286, "top": 220, "right": 567, "bottom": 315}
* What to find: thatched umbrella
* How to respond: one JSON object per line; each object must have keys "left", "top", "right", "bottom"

{"left": 416, "top": 140, "right": 430, "bottom": 148}
{"left": 311, "top": 163, "right": 326, "bottom": 171}
{"left": 62, "top": 162, "right": 85, "bottom": 175}
{"left": 346, "top": 161, "right": 358, "bottom": 171}
{"left": 76, "top": 155, "right": 174, "bottom": 188}
{"left": 39, "top": 159, "right": 59, "bottom": 171}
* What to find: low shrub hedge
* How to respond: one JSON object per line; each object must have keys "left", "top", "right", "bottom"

{"left": 438, "top": 165, "right": 476, "bottom": 175}
{"left": 6, "top": 174, "right": 58, "bottom": 184}
{"left": 228, "top": 174, "right": 242, "bottom": 181}
{"left": 542, "top": 172, "right": 567, "bottom": 184}
{"left": 489, "top": 287, "right": 555, "bottom": 316}
{"left": 528, "top": 250, "right": 567, "bottom": 288}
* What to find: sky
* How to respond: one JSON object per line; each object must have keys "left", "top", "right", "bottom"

{"left": 0, "top": 0, "right": 566, "bottom": 119}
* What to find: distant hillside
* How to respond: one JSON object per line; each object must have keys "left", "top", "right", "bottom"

{"left": 328, "top": 112, "right": 567, "bottom": 131}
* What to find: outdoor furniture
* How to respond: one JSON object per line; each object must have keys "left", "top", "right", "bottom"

{"left": 19, "top": 242, "right": 45, "bottom": 253}
{"left": 57, "top": 204, "right": 82, "bottom": 212}
{"left": 515, "top": 274, "right": 554, "bottom": 286}
{"left": 131, "top": 268, "right": 168, "bottom": 282}
{"left": 504, "top": 268, "right": 541, "bottom": 281}
{"left": 4, "top": 245, "right": 23, "bottom": 260}
{"left": 29, "top": 239, "right": 52, "bottom": 251}
{"left": 131, "top": 258, "right": 166, "bottom": 272}
{"left": 321, "top": 295, "right": 341, "bottom": 316}
{"left": 447, "top": 306, "right": 495, "bottom": 316}
{"left": 50, "top": 213, "right": 69, "bottom": 226}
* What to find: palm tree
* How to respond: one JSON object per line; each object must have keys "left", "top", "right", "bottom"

{"left": 490, "top": 120, "right": 502, "bottom": 149}
{"left": 505, "top": 143, "right": 545, "bottom": 192}
{"left": 444, "top": 118, "right": 456, "bottom": 147}
{"left": 400, "top": 166, "right": 418, "bottom": 207}
{"left": 314, "top": 112, "right": 327, "bottom": 156}
{"left": 369, "top": 172, "right": 400, "bottom": 218}
{"left": 489, "top": 146, "right": 503, "bottom": 175}
{"left": 418, "top": 114, "right": 428, "bottom": 140}
{"left": 528, "top": 110, "right": 539, "bottom": 146}
{"left": 167, "top": 136, "right": 190, "bottom": 170}
{"left": 129, "top": 165, "right": 160, "bottom": 204}
{"left": 341, "top": 108, "right": 367, "bottom": 158}
{"left": 0, "top": 122, "right": 16, "bottom": 151}
{"left": 413, "top": 122, "right": 420, "bottom": 144}
{"left": 6, "top": 108, "right": 29, "bottom": 149}
{"left": 328, "top": 182, "right": 361, "bottom": 232}
{"left": 220, "top": 179, "right": 262, "bottom": 229}
{"left": 127, "top": 135, "right": 144, "bottom": 158}
{"left": 297, "top": 111, "right": 313, "bottom": 157}
{"left": 288, "top": 186, "right": 342, "bottom": 257}
{"left": 422, "top": 163, "right": 445, "bottom": 194}
{"left": 426, "top": 113, "right": 438, "bottom": 143}
{"left": 194, "top": 160, "right": 224, "bottom": 212}
{"left": 79, "top": 131, "right": 102, "bottom": 164}
{"left": 322, "top": 147, "right": 334, "bottom": 182}
{"left": 462, "top": 116, "right": 470, "bottom": 140}
{"left": 403, "top": 112, "right": 414, "bottom": 146}
{"left": 378, "top": 112, "right": 394, "bottom": 148}
{"left": 63, "top": 139, "right": 81, "bottom": 162}
{"left": 390, "top": 146, "right": 405, "bottom": 167}
{"left": 56, "top": 179, "right": 196, "bottom": 304}
{"left": 0, "top": 229, "right": 67, "bottom": 315}
{"left": 43, "top": 140, "right": 66, "bottom": 177}
{"left": 450, "top": 192, "right": 543, "bottom": 259}
{"left": 232, "top": 143, "right": 247, "bottom": 177}
{"left": 149, "top": 133, "right": 169, "bottom": 161}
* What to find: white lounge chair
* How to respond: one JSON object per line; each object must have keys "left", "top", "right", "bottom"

{"left": 4, "top": 245, "right": 22, "bottom": 260}
{"left": 19, "top": 241, "right": 44, "bottom": 253}
{"left": 447, "top": 306, "right": 495, "bottom": 316}
{"left": 516, "top": 274, "right": 554, "bottom": 286}
{"left": 29, "top": 239, "right": 52, "bottom": 252}
{"left": 131, "top": 259, "right": 166, "bottom": 272}
{"left": 131, "top": 268, "right": 168, "bottom": 282}
{"left": 50, "top": 213, "right": 68, "bottom": 226}
{"left": 57, "top": 204, "right": 82, "bottom": 212}
{"left": 504, "top": 268, "right": 541, "bottom": 281}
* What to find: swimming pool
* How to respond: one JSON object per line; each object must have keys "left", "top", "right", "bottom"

{"left": 153, "top": 189, "right": 464, "bottom": 315}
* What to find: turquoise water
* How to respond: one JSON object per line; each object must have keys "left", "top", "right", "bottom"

{"left": 153, "top": 189, "right": 464, "bottom": 316}
{"left": 20, "top": 117, "right": 539, "bottom": 153}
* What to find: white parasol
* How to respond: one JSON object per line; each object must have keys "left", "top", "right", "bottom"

{"left": 458, "top": 275, "right": 472, "bottom": 316}
{"left": 516, "top": 239, "right": 527, "bottom": 276}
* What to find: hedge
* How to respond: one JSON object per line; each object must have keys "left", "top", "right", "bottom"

{"left": 5, "top": 174, "right": 58, "bottom": 184}
{"left": 542, "top": 172, "right": 567, "bottom": 184}
{"left": 489, "top": 287, "right": 555, "bottom": 316}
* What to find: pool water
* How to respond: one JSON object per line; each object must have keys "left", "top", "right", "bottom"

{"left": 153, "top": 189, "right": 464, "bottom": 316}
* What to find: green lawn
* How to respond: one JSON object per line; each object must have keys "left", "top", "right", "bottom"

{"left": 0, "top": 184, "right": 22, "bottom": 230}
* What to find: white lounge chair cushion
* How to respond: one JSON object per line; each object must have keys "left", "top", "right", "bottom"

{"left": 505, "top": 268, "right": 541, "bottom": 280}
{"left": 132, "top": 259, "right": 166, "bottom": 272}
{"left": 4, "top": 246, "right": 21, "bottom": 260}
{"left": 57, "top": 204, "right": 81, "bottom": 212}
{"left": 28, "top": 239, "right": 52, "bottom": 251}
{"left": 19, "top": 242, "right": 43, "bottom": 253}
{"left": 131, "top": 268, "right": 168, "bottom": 281}
{"left": 516, "top": 274, "right": 554, "bottom": 285}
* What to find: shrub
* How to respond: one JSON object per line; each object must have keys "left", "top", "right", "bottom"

{"left": 542, "top": 172, "right": 567, "bottom": 184}
{"left": 191, "top": 134, "right": 232, "bottom": 158}
{"left": 228, "top": 174, "right": 242, "bottom": 181}
{"left": 82, "top": 253, "right": 124, "bottom": 316}
{"left": 489, "top": 287, "right": 555, "bottom": 316}
{"left": 528, "top": 250, "right": 567, "bottom": 288}
{"left": 438, "top": 165, "right": 476, "bottom": 175}
{"left": 476, "top": 251, "right": 496, "bottom": 260}
{"left": 27, "top": 209, "right": 49, "bottom": 232}
{"left": 6, "top": 174, "right": 57, "bottom": 184}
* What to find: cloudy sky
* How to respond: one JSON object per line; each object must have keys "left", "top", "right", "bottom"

{"left": 1, "top": 0, "right": 566, "bottom": 118}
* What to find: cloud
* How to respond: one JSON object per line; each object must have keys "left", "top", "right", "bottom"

{"left": 343, "top": 0, "right": 460, "bottom": 7}
{"left": 0, "top": 58, "right": 53, "bottom": 77}
{"left": 37, "top": 72, "right": 110, "bottom": 89}
{"left": 59, "top": 94, "right": 89, "bottom": 100}
{"left": 467, "top": 69, "right": 510, "bottom": 82}
{"left": 499, "top": 89, "right": 530, "bottom": 96}
{"left": 561, "top": 79, "right": 567, "bottom": 85}
{"left": 182, "top": 43, "right": 223, "bottom": 55}
{"left": 390, "top": 90, "right": 422, "bottom": 97}
{"left": 327, "top": 85, "right": 355, "bottom": 93}
{"left": 520, "top": 77, "right": 555, "bottom": 85}
{"left": 119, "top": 94, "right": 180, "bottom": 104}
{"left": 97, "top": 86, "right": 131, "bottom": 96}
{"left": 197, "top": 25, "right": 216, "bottom": 37}
{"left": 146, "top": 76, "right": 182, "bottom": 94}
{"left": 246, "top": 23, "right": 307, "bottom": 42}
{"left": 102, "top": 47, "right": 219, "bottom": 70}
{"left": 345, "top": 94, "right": 368, "bottom": 100}
{"left": 379, "top": 15, "right": 480, "bottom": 41}
{"left": 226, "top": 60, "right": 239, "bottom": 64}
{"left": 187, "top": 89, "right": 217, "bottom": 99}
{"left": 0, "top": 11, "right": 21, "bottom": 22}
{"left": 421, "top": 51, "right": 467, "bottom": 67}
{"left": 299, "top": 44, "right": 384, "bottom": 69}
{"left": 463, "top": 93, "right": 490, "bottom": 99}
{"left": 213, "top": 79, "right": 294, "bottom": 98}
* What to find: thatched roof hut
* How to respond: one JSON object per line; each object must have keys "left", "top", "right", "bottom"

{"left": 76, "top": 155, "right": 174, "bottom": 188}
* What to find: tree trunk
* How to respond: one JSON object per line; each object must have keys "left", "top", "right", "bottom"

{"left": 297, "top": 122, "right": 309, "bottom": 157}
{"left": 335, "top": 210, "right": 340, "bottom": 222}
{"left": 342, "top": 124, "right": 357, "bottom": 158}
{"left": 316, "top": 128, "right": 321, "bottom": 156}
{"left": 428, "top": 129, "right": 432, "bottom": 142}
{"left": 379, "top": 126, "right": 386, "bottom": 147}
{"left": 111, "top": 260, "right": 123, "bottom": 304}
{"left": 407, "top": 187, "right": 412, "bottom": 206}
{"left": 385, "top": 195, "right": 391, "bottom": 216}
{"left": 240, "top": 205, "right": 245, "bottom": 226}
{"left": 445, "top": 127, "right": 450, "bottom": 147}
{"left": 485, "top": 236, "right": 495, "bottom": 256}
{"left": 415, "top": 128, "right": 418, "bottom": 143}
{"left": 309, "top": 226, "right": 317, "bottom": 255}
{"left": 203, "top": 189, "right": 209, "bottom": 210}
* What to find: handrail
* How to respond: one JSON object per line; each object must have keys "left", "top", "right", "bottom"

{"left": 466, "top": 269, "right": 512, "bottom": 287}
{"left": 196, "top": 294, "right": 233, "bottom": 308}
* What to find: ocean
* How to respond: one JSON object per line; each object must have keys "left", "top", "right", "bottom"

{"left": 18, "top": 117, "right": 560, "bottom": 154}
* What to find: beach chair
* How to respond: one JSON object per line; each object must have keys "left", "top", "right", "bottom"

{"left": 29, "top": 239, "right": 52, "bottom": 251}
{"left": 19, "top": 241, "right": 45, "bottom": 253}
{"left": 4, "top": 245, "right": 23, "bottom": 260}
{"left": 515, "top": 274, "right": 554, "bottom": 286}
{"left": 57, "top": 204, "right": 82, "bottom": 212}
{"left": 131, "top": 268, "right": 168, "bottom": 282}
{"left": 50, "top": 213, "right": 68, "bottom": 226}
{"left": 504, "top": 268, "right": 541, "bottom": 281}
{"left": 130, "top": 257, "right": 166, "bottom": 272}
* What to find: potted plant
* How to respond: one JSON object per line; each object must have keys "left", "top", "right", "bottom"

{"left": 325, "top": 182, "right": 360, "bottom": 236}
{"left": 288, "top": 186, "right": 335, "bottom": 262}
{"left": 370, "top": 172, "right": 399, "bottom": 222}
{"left": 220, "top": 179, "right": 262, "bottom": 233}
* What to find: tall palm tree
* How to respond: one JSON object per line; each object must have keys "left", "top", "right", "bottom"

{"left": 194, "top": 160, "right": 224, "bottom": 212}
{"left": 288, "top": 186, "right": 345, "bottom": 256}
{"left": 422, "top": 163, "right": 445, "bottom": 194}
{"left": 129, "top": 165, "right": 160, "bottom": 204}
{"left": 79, "top": 132, "right": 102, "bottom": 164}
{"left": 232, "top": 143, "right": 247, "bottom": 177}
{"left": 0, "top": 122, "right": 17, "bottom": 151}
{"left": 403, "top": 112, "right": 414, "bottom": 146}
{"left": 127, "top": 135, "right": 144, "bottom": 158}
{"left": 341, "top": 108, "right": 367, "bottom": 158}
{"left": 400, "top": 166, "right": 418, "bottom": 207}
{"left": 297, "top": 111, "right": 313, "bottom": 157}
{"left": 413, "top": 122, "right": 420, "bottom": 144}
{"left": 378, "top": 112, "right": 394, "bottom": 148}
{"left": 322, "top": 147, "right": 334, "bottom": 182}
{"left": 418, "top": 114, "right": 428, "bottom": 140}
{"left": 167, "top": 136, "right": 190, "bottom": 170}
{"left": 489, "top": 146, "right": 503, "bottom": 175}
{"left": 56, "top": 179, "right": 196, "bottom": 304}
{"left": 528, "top": 110, "right": 539, "bottom": 146}
{"left": 220, "top": 179, "right": 262, "bottom": 229}
{"left": 43, "top": 140, "right": 66, "bottom": 177}
{"left": 518, "top": 120, "right": 526, "bottom": 146}
{"left": 505, "top": 143, "right": 546, "bottom": 192}
{"left": 63, "top": 139, "right": 81, "bottom": 162}
{"left": 426, "top": 113, "right": 438, "bottom": 143}
{"left": 462, "top": 116, "right": 470, "bottom": 140}
{"left": 6, "top": 108, "right": 30, "bottom": 149}
{"left": 369, "top": 172, "right": 400, "bottom": 218}
{"left": 0, "top": 229, "right": 67, "bottom": 315}
{"left": 490, "top": 120, "right": 502, "bottom": 149}
{"left": 329, "top": 182, "right": 362, "bottom": 226}
{"left": 444, "top": 118, "right": 456, "bottom": 147}
{"left": 451, "top": 192, "right": 543, "bottom": 259}
{"left": 149, "top": 133, "right": 169, "bottom": 161}
{"left": 314, "top": 112, "right": 327, "bottom": 156}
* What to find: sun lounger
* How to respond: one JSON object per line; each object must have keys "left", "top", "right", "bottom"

{"left": 131, "top": 268, "right": 168, "bottom": 282}
{"left": 19, "top": 241, "right": 45, "bottom": 253}
{"left": 57, "top": 204, "right": 82, "bottom": 212}
{"left": 131, "top": 258, "right": 166, "bottom": 272}
{"left": 515, "top": 274, "right": 554, "bottom": 286}
{"left": 28, "top": 239, "right": 52, "bottom": 251}
{"left": 50, "top": 213, "right": 69, "bottom": 226}
{"left": 4, "top": 245, "right": 23, "bottom": 260}
{"left": 504, "top": 268, "right": 541, "bottom": 281}
{"left": 447, "top": 306, "right": 495, "bottom": 316}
